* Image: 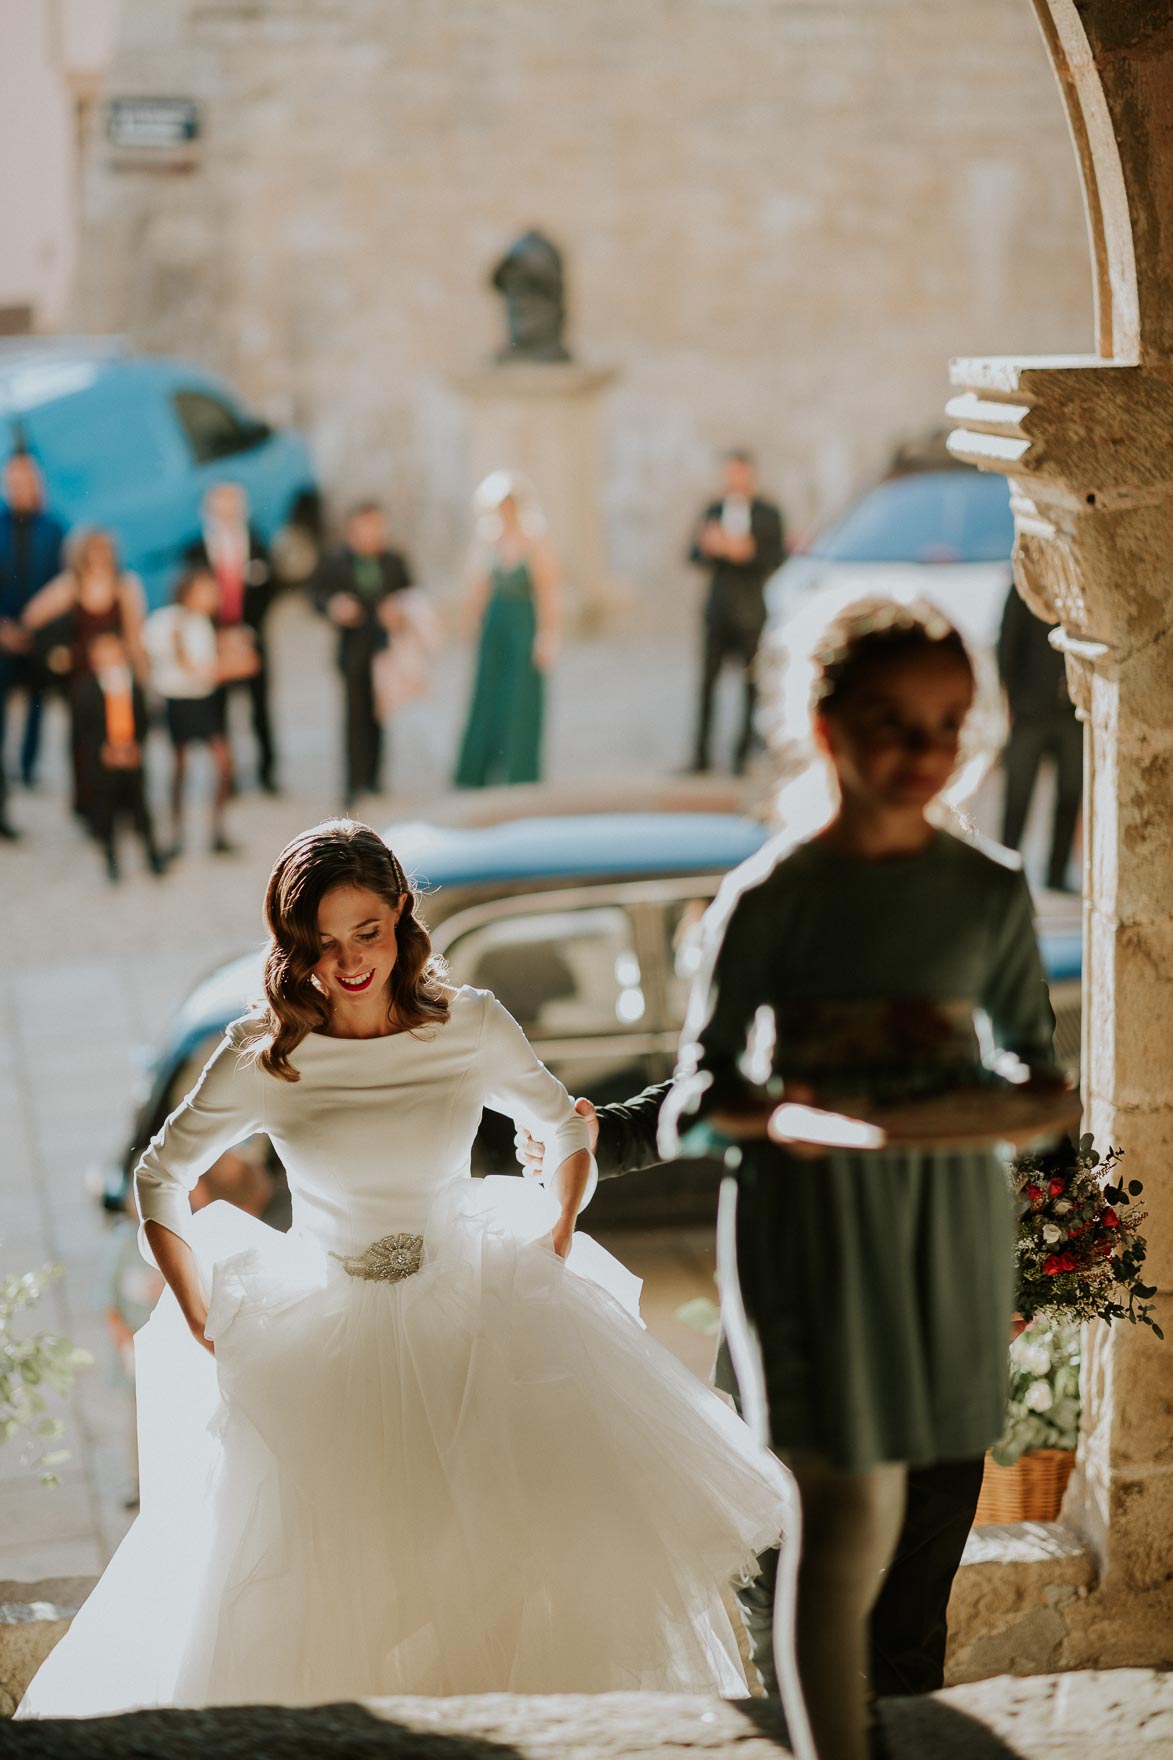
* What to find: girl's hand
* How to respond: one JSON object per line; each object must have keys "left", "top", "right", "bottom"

{"left": 551, "top": 1210, "right": 576, "bottom": 1260}
{"left": 533, "top": 630, "right": 559, "bottom": 672}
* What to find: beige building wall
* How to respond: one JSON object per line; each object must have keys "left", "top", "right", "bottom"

{"left": 74, "top": 0, "right": 1094, "bottom": 612}
{"left": 0, "top": 0, "right": 121, "bottom": 331}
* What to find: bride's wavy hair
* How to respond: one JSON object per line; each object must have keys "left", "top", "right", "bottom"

{"left": 252, "top": 819, "right": 449, "bottom": 1082}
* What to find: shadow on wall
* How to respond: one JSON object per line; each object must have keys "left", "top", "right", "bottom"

{"left": 3, "top": 1700, "right": 527, "bottom": 1758}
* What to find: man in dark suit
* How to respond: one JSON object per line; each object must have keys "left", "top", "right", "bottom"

{"left": 516, "top": 1081, "right": 985, "bottom": 1700}
{"left": 0, "top": 449, "right": 67, "bottom": 834}
{"left": 186, "top": 481, "right": 278, "bottom": 792}
{"left": 313, "top": 501, "right": 413, "bottom": 809}
{"left": 997, "top": 586, "right": 1082, "bottom": 892}
{"left": 689, "top": 450, "right": 786, "bottom": 774}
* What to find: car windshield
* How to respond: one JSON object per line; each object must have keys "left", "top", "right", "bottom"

{"left": 172, "top": 388, "right": 257, "bottom": 464}
{"left": 810, "top": 470, "right": 1014, "bottom": 565}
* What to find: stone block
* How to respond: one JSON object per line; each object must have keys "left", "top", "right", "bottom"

{"left": 1103, "top": 1469, "right": 1173, "bottom": 1600}
{"left": 945, "top": 1521, "right": 1095, "bottom": 1684}
{"left": 0, "top": 1580, "right": 93, "bottom": 1719}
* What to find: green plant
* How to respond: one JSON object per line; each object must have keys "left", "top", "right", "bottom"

{"left": 990, "top": 1315, "right": 1081, "bottom": 1468}
{"left": 0, "top": 1256, "right": 92, "bottom": 1486}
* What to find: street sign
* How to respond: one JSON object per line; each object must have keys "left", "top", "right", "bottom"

{"left": 107, "top": 99, "right": 201, "bottom": 150}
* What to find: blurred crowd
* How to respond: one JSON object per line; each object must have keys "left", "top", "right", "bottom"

{"left": 0, "top": 442, "right": 1080, "bottom": 887}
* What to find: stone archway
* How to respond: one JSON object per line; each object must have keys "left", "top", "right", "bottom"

{"left": 947, "top": 0, "right": 1173, "bottom": 1673}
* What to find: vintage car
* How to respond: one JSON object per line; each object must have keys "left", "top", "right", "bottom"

{"left": 103, "top": 807, "right": 1082, "bottom": 1230}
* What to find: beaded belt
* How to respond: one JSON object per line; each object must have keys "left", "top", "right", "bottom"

{"left": 329, "top": 1233, "right": 424, "bottom": 1282}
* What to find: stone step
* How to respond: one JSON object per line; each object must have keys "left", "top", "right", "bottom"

{"left": 3, "top": 1677, "right": 1172, "bottom": 1757}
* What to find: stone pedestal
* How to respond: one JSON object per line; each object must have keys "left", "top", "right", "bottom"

{"left": 452, "top": 363, "right": 622, "bottom": 629}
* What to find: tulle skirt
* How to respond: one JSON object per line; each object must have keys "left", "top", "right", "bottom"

{"left": 18, "top": 1178, "right": 789, "bottom": 1715}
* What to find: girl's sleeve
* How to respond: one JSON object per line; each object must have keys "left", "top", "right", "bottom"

{"left": 133, "top": 1029, "right": 263, "bottom": 1265}
{"left": 479, "top": 992, "right": 597, "bottom": 1212}
{"left": 660, "top": 878, "right": 771, "bottom": 1157}
{"left": 981, "top": 869, "right": 1061, "bottom": 1073}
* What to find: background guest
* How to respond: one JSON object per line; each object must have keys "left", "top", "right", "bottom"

{"left": 74, "top": 629, "right": 164, "bottom": 881}
{"left": 0, "top": 450, "right": 66, "bottom": 785}
{"left": 0, "top": 450, "right": 67, "bottom": 836}
{"left": 688, "top": 449, "right": 786, "bottom": 774}
{"left": 313, "top": 500, "right": 413, "bottom": 808}
{"left": 23, "top": 528, "right": 147, "bottom": 825}
{"left": 454, "top": 470, "right": 560, "bottom": 789}
{"left": 145, "top": 565, "right": 249, "bottom": 858}
{"left": 186, "top": 482, "right": 278, "bottom": 793}
{"left": 997, "top": 584, "right": 1083, "bottom": 892}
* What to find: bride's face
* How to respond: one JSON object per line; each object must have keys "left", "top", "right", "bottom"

{"left": 312, "top": 884, "right": 405, "bottom": 1012}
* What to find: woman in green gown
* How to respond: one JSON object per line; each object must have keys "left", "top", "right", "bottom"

{"left": 454, "top": 472, "right": 562, "bottom": 788}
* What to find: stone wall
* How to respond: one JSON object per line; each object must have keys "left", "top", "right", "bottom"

{"left": 74, "top": 0, "right": 1093, "bottom": 615}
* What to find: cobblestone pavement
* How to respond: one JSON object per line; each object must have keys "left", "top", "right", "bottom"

{"left": 0, "top": 592, "right": 1065, "bottom": 1584}
{"left": 0, "top": 594, "right": 743, "bottom": 1582}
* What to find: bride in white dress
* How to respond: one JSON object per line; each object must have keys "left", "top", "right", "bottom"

{"left": 19, "top": 820, "right": 789, "bottom": 1716}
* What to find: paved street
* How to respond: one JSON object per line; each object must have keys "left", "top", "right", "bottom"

{"left": 0, "top": 593, "right": 740, "bottom": 1582}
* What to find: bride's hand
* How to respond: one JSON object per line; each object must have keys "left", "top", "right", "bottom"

{"left": 185, "top": 1306, "right": 216, "bottom": 1356}
{"left": 551, "top": 1210, "right": 576, "bottom": 1260}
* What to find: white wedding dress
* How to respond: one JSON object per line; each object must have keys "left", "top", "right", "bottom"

{"left": 19, "top": 987, "right": 788, "bottom": 1715}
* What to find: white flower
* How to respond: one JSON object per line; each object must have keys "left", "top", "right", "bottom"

{"left": 1053, "top": 1199, "right": 1072, "bottom": 1215}
{"left": 1022, "top": 1346, "right": 1051, "bottom": 1377}
{"left": 1043, "top": 1222, "right": 1063, "bottom": 1244}
{"left": 1026, "top": 1382, "right": 1054, "bottom": 1413}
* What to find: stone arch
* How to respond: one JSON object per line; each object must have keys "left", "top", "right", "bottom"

{"left": 944, "top": 0, "right": 1173, "bottom": 1678}
{"left": 1031, "top": 0, "right": 1139, "bottom": 361}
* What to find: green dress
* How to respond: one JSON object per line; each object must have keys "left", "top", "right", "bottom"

{"left": 681, "top": 828, "right": 1059, "bottom": 1473}
{"left": 454, "top": 557, "right": 543, "bottom": 788}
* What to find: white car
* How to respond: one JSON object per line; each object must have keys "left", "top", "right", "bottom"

{"left": 758, "top": 465, "right": 1016, "bottom": 771}
{"left": 764, "top": 465, "right": 1015, "bottom": 649}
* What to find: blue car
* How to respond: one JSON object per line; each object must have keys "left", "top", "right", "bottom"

{"left": 0, "top": 340, "right": 321, "bottom": 607}
{"left": 103, "top": 810, "right": 1083, "bottom": 1227}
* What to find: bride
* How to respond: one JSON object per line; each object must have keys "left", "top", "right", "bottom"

{"left": 19, "top": 819, "right": 789, "bottom": 1715}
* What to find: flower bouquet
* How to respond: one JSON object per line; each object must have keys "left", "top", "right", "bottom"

{"left": 974, "top": 1137, "right": 1162, "bottom": 1523}
{"left": 1011, "top": 1135, "right": 1163, "bottom": 1337}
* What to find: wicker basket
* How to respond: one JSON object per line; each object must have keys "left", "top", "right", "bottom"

{"left": 974, "top": 1447, "right": 1076, "bottom": 1525}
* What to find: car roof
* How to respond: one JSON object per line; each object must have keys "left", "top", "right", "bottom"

{"left": 385, "top": 811, "right": 768, "bottom": 889}
{"left": 0, "top": 341, "right": 238, "bottom": 416}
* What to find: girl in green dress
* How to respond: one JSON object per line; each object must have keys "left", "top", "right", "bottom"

{"left": 665, "top": 598, "right": 1079, "bottom": 1760}
{"left": 454, "top": 472, "right": 562, "bottom": 788}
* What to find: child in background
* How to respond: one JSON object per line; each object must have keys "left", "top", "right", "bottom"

{"left": 74, "top": 629, "right": 164, "bottom": 881}
{"left": 145, "top": 567, "right": 246, "bottom": 858}
{"left": 664, "top": 598, "right": 1079, "bottom": 1760}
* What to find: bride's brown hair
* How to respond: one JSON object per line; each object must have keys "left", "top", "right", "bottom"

{"left": 254, "top": 819, "right": 449, "bottom": 1082}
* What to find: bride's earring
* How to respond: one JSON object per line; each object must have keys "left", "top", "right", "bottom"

{"left": 310, "top": 973, "right": 328, "bottom": 997}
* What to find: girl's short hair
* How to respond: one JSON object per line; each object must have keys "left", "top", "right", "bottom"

{"left": 812, "top": 598, "right": 975, "bottom": 714}
{"left": 172, "top": 565, "right": 215, "bottom": 606}
{"left": 252, "top": 820, "right": 449, "bottom": 1082}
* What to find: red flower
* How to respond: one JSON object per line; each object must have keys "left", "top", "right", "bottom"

{"left": 1099, "top": 1240, "right": 1114, "bottom": 1258}
{"left": 1024, "top": 1183, "right": 1044, "bottom": 1206}
{"left": 1103, "top": 1208, "right": 1120, "bottom": 1229}
{"left": 1059, "top": 1251, "right": 1077, "bottom": 1271}
{"left": 1049, "top": 1177, "right": 1067, "bottom": 1197}
{"left": 1043, "top": 1255, "right": 1062, "bottom": 1276}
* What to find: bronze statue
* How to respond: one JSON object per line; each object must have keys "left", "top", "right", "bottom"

{"left": 490, "top": 229, "right": 570, "bottom": 362}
